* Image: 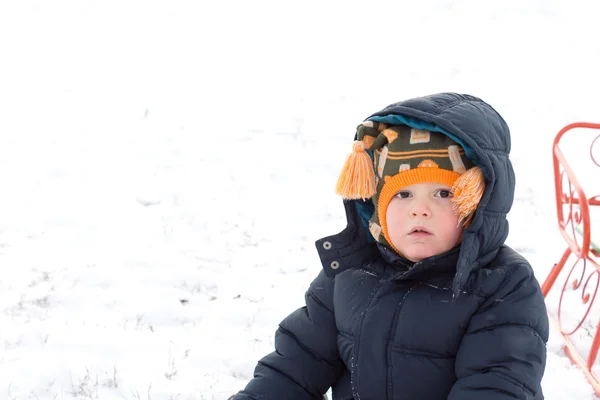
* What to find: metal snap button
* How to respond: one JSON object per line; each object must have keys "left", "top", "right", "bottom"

{"left": 323, "top": 241, "right": 332, "bottom": 250}
{"left": 330, "top": 261, "right": 340, "bottom": 269}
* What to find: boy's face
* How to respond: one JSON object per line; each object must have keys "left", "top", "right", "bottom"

{"left": 385, "top": 182, "right": 463, "bottom": 262}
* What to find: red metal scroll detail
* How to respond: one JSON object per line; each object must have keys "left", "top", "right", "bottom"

{"left": 591, "top": 134, "right": 600, "bottom": 168}
{"left": 558, "top": 256, "right": 598, "bottom": 335}
{"left": 541, "top": 123, "right": 600, "bottom": 395}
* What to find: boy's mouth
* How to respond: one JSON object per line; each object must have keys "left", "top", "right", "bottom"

{"left": 409, "top": 226, "right": 432, "bottom": 235}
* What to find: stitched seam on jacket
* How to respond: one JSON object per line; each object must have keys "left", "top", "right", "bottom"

{"left": 467, "top": 322, "right": 546, "bottom": 342}
{"left": 278, "top": 326, "right": 338, "bottom": 366}
{"left": 487, "top": 262, "right": 529, "bottom": 299}
{"left": 471, "top": 262, "right": 526, "bottom": 299}
{"left": 422, "top": 282, "right": 475, "bottom": 296}
{"left": 476, "top": 147, "right": 508, "bottom": 154}
{"left": 422, "top": 282, "right": 482, "bottom": 298}
{"left": 391, "top": 347, "right": 454, "bottom": 359}
{"left": 411, "top": 98, "right": 466, "bottom": 115}
{"left": 256, "top": 361, "right": 321, "bottom": 398}
{"left": 482, "top": 209, "right": 507, "bottom": 215}
{"left": 384, "top": 98, "right": 474, "bottom": 117}
{"left": 338, "top": 330, "right": 353, "bottom": 340}
{"left": 487, "top": 369, "right": 533, "bottom": 397}
{"left": 307, "top": 292, "right": 334, "bottom": 315}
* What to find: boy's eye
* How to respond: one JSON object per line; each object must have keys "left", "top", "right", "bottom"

{"left": 435, "top": 189, "right": 453, "bottom": 198}
{"left": 396, "top": 191, "right": 411, "bottom": 199}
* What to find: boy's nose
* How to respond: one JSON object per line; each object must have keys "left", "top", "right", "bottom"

{"left": 411, "top": 201, "right": 431, "bottom": 218}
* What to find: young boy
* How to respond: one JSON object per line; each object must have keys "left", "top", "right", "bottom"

{"left": 231, "top": 93, "right": 549, "bottom": 399}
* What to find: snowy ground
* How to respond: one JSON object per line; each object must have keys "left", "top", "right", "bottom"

{"left": 1, "top": 0, "right": 600, "bottom": 399}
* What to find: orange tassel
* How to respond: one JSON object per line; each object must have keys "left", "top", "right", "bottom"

{"left": 451, "top": 166, "right": 485, "bottom": 227}
{"left": 335, "top": 141, "right": 376, "bottom": 200}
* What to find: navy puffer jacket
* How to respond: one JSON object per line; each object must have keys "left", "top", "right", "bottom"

{"left": 233, "top": 93, "right": 549, "bottom": 400}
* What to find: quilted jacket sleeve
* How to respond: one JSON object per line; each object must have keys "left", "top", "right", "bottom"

{"left": 448, "top": 263, "right": 549, "bottom": 400}
{"left": 231, "top": 269, "right": 343, "bottom": 399}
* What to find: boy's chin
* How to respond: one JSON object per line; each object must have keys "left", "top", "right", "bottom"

{"left": 402, "top": 246, "right": 439, "bottom": 263}
{"left": 403, "top": 251, "right": 430, "bottom": 263}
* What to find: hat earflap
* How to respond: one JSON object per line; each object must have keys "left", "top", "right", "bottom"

{"left": 451, "top": 166, "right": 485, "bottom": 227}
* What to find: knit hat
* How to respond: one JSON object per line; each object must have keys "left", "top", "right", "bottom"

{"left": 336, "top": 121, "right": 485, "bottom": 251}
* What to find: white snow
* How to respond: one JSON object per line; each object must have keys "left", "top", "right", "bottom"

{"left": 1, "top": 0, "right": 600, "bottom": 399}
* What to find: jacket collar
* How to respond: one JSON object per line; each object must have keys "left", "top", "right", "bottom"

{"left": 315, "top": 200, "right": 379, "bottom": 277}
{"left": 377, "top": 243, "right": 460, "bottom": 282}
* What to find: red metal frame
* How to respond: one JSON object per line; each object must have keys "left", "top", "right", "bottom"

{"left": 541, "top": 122, "right": 600, "bottom": 395}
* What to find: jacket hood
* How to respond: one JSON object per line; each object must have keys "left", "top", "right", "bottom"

{"left": 366, "top": 92, "right": 514, "bottom": 293}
